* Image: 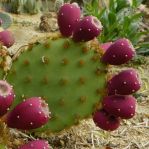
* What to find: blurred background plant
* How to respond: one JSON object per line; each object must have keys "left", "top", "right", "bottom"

{"left": 83, "top": 0, "right": 149, "bottom": 55}
{"left": 0, "top": 12, "right": 12, "bottom": 29}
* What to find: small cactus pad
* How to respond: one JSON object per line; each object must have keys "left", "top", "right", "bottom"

{"left": 6, "top": 37, "right": 107, "bottom": 133}
{"left": 103, "top": 95, "right": 136, "bottom": 119}
{"left": 0, "top": 80, "right": 15, "bottom": 117}
{"left": 0, "top": 12, "right": 12, "bottom": 29}
{"left": 0, "top": 30, "right": 15, "bottom": 48}
{"left": 93, "top": 109, "right": 121, "bottom": 131}
{"left": 73, "top": 16, "right": 102, "bottom": 42}
{"left": 18, "top": 140, "right": 50, "bottom": 149}
{"left": 102, "top": 38, "right": 135, "bottom": 65}
{"left": 108, "top": 69, "right": 141, "bottom": 95}
{"left": 6, "top": 97, "right": 50, "bottom": 130}
{"left": 58, "top": 3, "right": 81, "bottom": 37}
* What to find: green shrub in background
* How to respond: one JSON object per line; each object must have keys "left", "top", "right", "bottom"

{"left": 84, "top": 0, "right": 149, "bottom": 55}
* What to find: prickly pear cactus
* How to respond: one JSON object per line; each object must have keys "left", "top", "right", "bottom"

{"left": 6, "top": 34, "right": 107, "bottom": 133}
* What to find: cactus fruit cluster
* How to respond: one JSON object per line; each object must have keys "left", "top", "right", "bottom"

{"left": 0, "top": 2, "right": 142, "bottom": 148}
{"left": 93, "top": 42, "right": 141, "bottom": 131}
{"left": 58, "top": 3, "right": 102, "bottom": 41}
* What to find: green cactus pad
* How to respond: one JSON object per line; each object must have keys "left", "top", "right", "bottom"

{"left": 6, "top": 36, "right": 108, "bottom": 133}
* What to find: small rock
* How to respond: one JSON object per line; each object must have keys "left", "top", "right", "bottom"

{"left": 39, "top": 13, "right": 58, "bottom": 32}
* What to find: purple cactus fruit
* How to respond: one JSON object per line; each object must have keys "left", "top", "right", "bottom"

{"left": 18, "top": 140, "right": 50, "bottom": 149}
{"left": 0, "top": 80, "right": 15, "bottom": 117}
{"left": 101, "top": 42, "right": 113, "bottom": 53}
{"left": 93, "top": 109, "right": 121, "bottom": 131}
{"left": 0, "top": 30, "right": 15, "bottom": 48}
{"left": 58, "top": 3, "right": 81, "bottom": 37}
{"left": 0, "top": 18, "right": 3, "bottom": 26}
{"left": 103, "top": 95, "right": 136, "bottom": 119}
{"left": 73, "top": 16, "right": 102, "bottom": 42}
{"left": 101, "top": 38, "right": 135, "bottom": 65}
{"left": 6, "top": 97, "right": 51, "bottom": 130}
{"left": 108, "top": 69, "right": 141, "bottom": 95}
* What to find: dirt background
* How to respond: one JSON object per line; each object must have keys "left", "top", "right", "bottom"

{"left": 0, "top": 8, "right": 149, "bottom": 149}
